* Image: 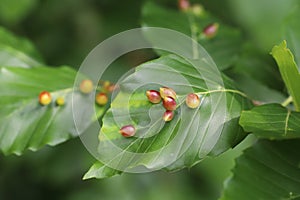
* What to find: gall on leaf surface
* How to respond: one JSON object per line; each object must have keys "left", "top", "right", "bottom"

{"left": 84, "top": 54, "right": 251, "bottom": 179}
{"left": 0, "top": 66, "right": 105, "bottom": 155}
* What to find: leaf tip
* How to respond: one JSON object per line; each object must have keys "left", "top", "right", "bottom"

{"left": 82, "top": 172, "right": 93, "bottom": 180}
{"left": 271, "top": 40, "right": 288, "bottom": 55}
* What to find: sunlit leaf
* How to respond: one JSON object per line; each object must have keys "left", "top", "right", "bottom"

{"left": 85, "top": 54, "right": 251, "bottom": 179}
{"left": 272, "top": 41, "right": 300, "bottom": 111}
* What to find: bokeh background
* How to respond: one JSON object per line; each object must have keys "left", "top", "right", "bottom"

{"left": 0, "top": 0, "right": 289, "bottom": 199}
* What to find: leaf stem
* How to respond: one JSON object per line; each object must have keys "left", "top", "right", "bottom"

{"left": 176, "top": 88, "right": 247, "bottom": 108}
{"left": 195, "top": 88, "right": 247, "bottom": 98}
{"left": 281, "top": 96, "right": 293, "bottom": 107}
{"left": 187, "top": 12, "right": 199, "bottom": 59}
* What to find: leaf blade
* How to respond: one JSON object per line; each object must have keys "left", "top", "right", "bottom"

{"left": 85, "top": 54, "right": 251, "bottom": 179}
{"left": 220, "top": 139, "right": 300, "bottom": 200}
{"left": 0, "top": 66, "right": 106, "bottom": 155}
{"left": 271, "top": 41, "right": 300, "bottom": 111}
{"left": 240, "top": 104, "right": 300, "bottom": 139}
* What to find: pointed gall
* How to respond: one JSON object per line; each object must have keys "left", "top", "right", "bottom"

{"left": 186, "top": 93, "right": 200, "bottom": 109}
{"left": 203, "top": 23, "right": 219, "bottom": 38}
{"left": 163, "top": 110, "right": 174, "bottom": 122}
{"left": 178, "top": 0, "right": 190, "bottom": 11}
{"left": 146, "top": 90, "right": 161, "bottom": 104}
{"left": 119, "top": 125, "right": 136, "bottom": 137}
{"left": 163, "top": 96, "right": 177, "bottom": 111}
{"left": 159, "top": 87, "right": 177, "bottom": 99}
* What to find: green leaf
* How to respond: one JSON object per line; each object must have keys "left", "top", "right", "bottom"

{"left": 85, "top": 54, "right": 251, "bottom": 179}
{"left": 230, "top": 74, "right": 286, "bottom": 104}
{"left": 282, "top": 8, "right": 300, "bottom": 70}
{"left": 0, "top": 66, "right": 106, "bottom": 155}
{"left": 228, "top": 43, "right": 286, "bottom": 104}
{"left": 271, "top": 41, "right": 300, "bottom": 111}
{"left": 240, "top": 104, "right": 300, "bottom": 140}
{"left": 0, "top": 26, "right": 43, "bottom": 67}
{"left": 220, "top": 139, "right": 300, "bottom": 200}
{"left": 141, "top": 2, "right": 242, "bottom": 70}
{"left": 83, "top": 161, "right": 121, "bottom": 180}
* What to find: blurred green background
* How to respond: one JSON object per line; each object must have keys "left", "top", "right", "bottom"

{"left": 1, "top": 0, "right": 285, "bottom": 199}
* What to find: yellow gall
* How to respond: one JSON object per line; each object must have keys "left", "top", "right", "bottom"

{"left": 163, "top": 110, "right": 174, "bottom": 122}
{"left": 159, "top": 87, "right": 177, "bottom": 99}
{"left": 96, "top": 92, "right": 108, "bottom": 106}
{"left": 56, "top": 97, "right": 65, "bottom": 106}
{"left": 79, "top": 79, "right": 94, "bottom": 94}
{"left": 39, "top": 91, "right": 52, "bottom": 106}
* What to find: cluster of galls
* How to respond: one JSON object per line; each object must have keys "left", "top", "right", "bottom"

{"left": 118, "top": 87, "right": 202, "bottom": 138}
{"left": 146, "top": 87, "right": 201, "bottom": 122}
{"left": 38, "top": 79, "right": 116, "bottom": 107}
{"left": 39, "top": 91, "right": 65, "bottom": 106}
{"left": 146, "top": 87, "right": 177, "bottom": 122}
{"left": 79, "top": 79, "right": 110, "bottom": 106}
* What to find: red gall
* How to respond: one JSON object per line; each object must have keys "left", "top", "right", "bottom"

{"left": 186, "top": 93, "right": 200, "bottom": 109}
{"left": 178, "top": 0, "right": 190, "bottom": 11}
{"left": 163, "top": 96, "right": 177, "bottom": 111}
{"left": 203, "top": 23, "right": 219, "bottom": 39}
{"left": 119, "top": 125, "right": 136, "bottom": 137}
{"left": 146, "top": 90, "right": 161, "bottom": 104}
{"left": 163, "top": 110, "right": 174, "bottom": 122}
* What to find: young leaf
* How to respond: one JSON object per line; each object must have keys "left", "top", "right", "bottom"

{"left": 220, "top": 139, "right": 300, "bottom": 200}
{"left": 240, "top": 104, "right": 300, "bottom": 139}
{"left": 271, "top": 41, "right": 300, "bottom": 111}
{"left": 141, "top": 2, "right": 242, "bottom": 70}
{"left": 0, "top": 66, "right": 106, "bottom": 155}
{"left": 84, "top": 54, "right": 251, "bottom": 179}
{"left": 282, "top": 8, "right": 300, "bottom": 70}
